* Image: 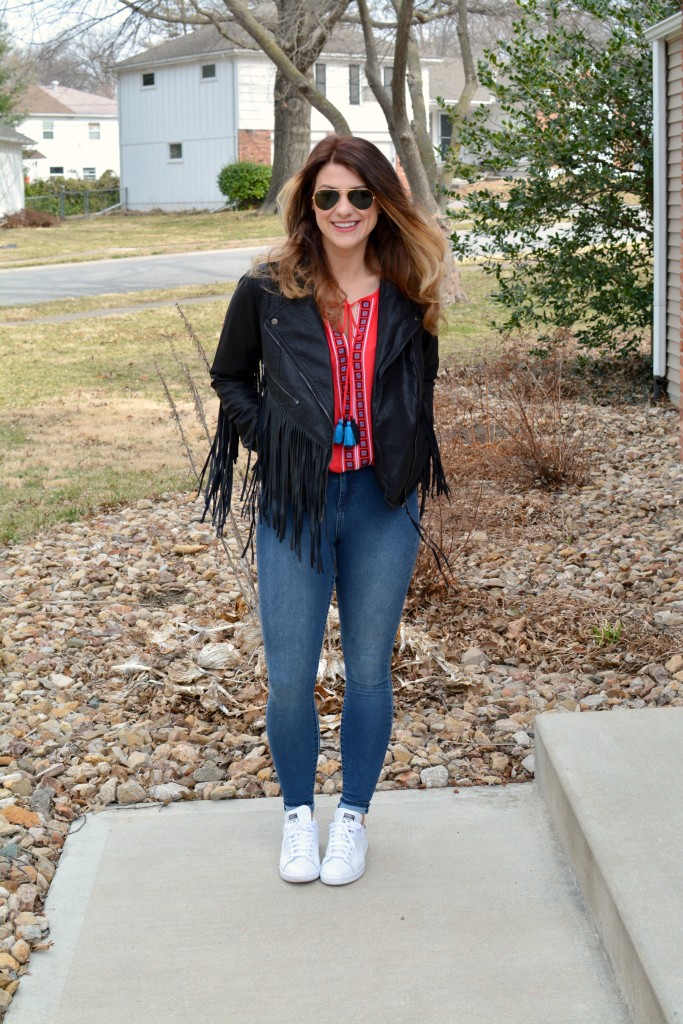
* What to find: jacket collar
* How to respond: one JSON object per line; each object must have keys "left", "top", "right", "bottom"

{"left": 267, "top": 278, "right": 424, "bottom": 363}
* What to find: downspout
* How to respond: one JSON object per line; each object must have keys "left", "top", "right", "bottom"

{"left": 651, "top": 35, "right": 668, "bottom": 400}
{"left": 232, "top": 57, "right": 240, "bottom": 164}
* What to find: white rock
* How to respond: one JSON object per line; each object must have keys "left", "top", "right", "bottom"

{"left": 47, "top": 673, "right": 73, "bottom": 689}
{"left": 521, "top": 754, "right": 535, "bottom": 775}
{"left": 420, "top": 766, "right": 449, "bottom": 788}
{"left": 654, "top": 610, "right": 683, "bottom": 626}
{"left": 97, "top": 777, "right": 118, "bottom": 805}
{"left": 580, "top": 693, "right": 608, "bottom": 709}
{"left": 512, "top": 730, "right": 532, "bottom": 747}
{"left": 127, "top": 751, "right": 151, "bottom": 771}
{"left": 116, "top": 780, "right": 147, "bottom": 804}
{"left": 461, "top": 646, "right": 489, "bottom": 668}
{"left": 149, "top": 783, "right": 191, "bottom": 802}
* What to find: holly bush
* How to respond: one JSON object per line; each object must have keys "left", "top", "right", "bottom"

{"left": 446, "top": 0, "right": 679, "bottom": 356}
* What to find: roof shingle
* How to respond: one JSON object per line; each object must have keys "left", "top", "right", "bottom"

{"left": 20, "top": 84, "right": 116, "bottom": 117}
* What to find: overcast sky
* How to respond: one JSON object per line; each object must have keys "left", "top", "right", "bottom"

{"left": 2, "top": 0, "right": 128, "bottom": 47}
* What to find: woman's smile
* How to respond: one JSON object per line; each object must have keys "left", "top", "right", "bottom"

{"left": 331, "top": 219, "right": 361, "bottom": 232}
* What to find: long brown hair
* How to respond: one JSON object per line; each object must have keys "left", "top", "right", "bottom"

{"left": 263, "top": 134, "right": 446, "bottom": 334}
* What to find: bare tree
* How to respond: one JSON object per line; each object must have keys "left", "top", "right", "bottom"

{"left": 21, "top": 28, "right": 125, "bottom": 95}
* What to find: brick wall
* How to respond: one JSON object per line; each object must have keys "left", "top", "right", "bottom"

{"left": 238, "top": 130, "right": 272, "bottom": 164}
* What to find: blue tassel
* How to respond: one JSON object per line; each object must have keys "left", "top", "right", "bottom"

{"left": 343, "top": 421, "right": 357, "bottom": 447}
{"left": 333, "top": 419, "right": 344, "bottom": 444}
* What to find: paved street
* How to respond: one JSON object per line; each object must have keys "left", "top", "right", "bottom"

{"left": 0, "top": 245, "right": 265, "bottom": 306}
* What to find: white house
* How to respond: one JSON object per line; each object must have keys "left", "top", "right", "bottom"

{"left": 645, "top": 11, "right": 681, "bottom": 452}
{"left": 428, "top": 57, "right": 494, "bottom": 162}
{"left": 17, "top": 84, "right": 119, "bottom": 182}
{"left": 116, "top": 25, "right": 486, "bottom": 212}
{"left": 0, "top": 124, "right": 34, "bottom": 215}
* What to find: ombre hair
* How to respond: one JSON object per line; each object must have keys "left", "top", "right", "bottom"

{"left": 263, "top": 134, "right": 446, "bottom": 334}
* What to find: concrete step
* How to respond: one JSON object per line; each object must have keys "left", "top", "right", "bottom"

{"left": 536, "top": 706, "right": 683, "bottom": 1024}
{"left": 6, "top": 787, "right": 630, "bottom": 1024}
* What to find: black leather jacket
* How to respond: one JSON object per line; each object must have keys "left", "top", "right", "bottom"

{"left": 201, "top": 270, "right": 448, "bottom": 566}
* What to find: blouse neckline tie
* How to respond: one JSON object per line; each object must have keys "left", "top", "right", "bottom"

{"left": 333, "top": 300, "right": 362, "bottom": 448}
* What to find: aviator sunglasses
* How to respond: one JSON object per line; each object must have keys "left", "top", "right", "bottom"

{"left": 313, "top": 187, "right": 375, "bottom": 211}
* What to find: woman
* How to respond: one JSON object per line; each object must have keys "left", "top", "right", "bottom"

{"left": 202, "top": 134, "right": 448, "bottom": 886}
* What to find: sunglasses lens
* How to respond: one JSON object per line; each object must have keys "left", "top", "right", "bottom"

{"left": 313, "top": 188, "right": 374, "bottom": 210}
{"left": 314, "top": 189, "right": 340, "bottom": 210}
{"left": 349, "top": 189, "right": 374, "bottom": 210}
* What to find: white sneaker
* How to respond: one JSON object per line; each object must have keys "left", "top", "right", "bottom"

{"left": 279, "top": 806, "right": 320, "bottom": 883}
{"left": 320, "top": 808, "right": 368, "bottom": 886}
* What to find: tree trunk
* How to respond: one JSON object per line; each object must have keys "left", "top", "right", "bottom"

{"left": 357, "top": 0, "right": 466, "bottom": 304}
{"left": 260, "top": 70, "right": 312, "bottom": 212}
{"left": 437, "top": 0, "right": 478, "bottom": 201}
{"left": 406, "top": 36, "right": 437, "bottom": 190}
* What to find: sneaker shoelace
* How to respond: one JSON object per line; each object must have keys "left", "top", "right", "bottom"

{"left": 325, "top": 821, "right": 361, "bottom": 862}
{"left": 284, "top": 822, "right": 317, "bottom": 861}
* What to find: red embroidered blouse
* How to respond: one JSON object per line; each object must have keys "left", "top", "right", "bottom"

{"left": 325, "top": 291, "right": 379, "bottom": 473}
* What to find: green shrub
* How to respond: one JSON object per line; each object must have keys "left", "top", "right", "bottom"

{"left": 23, "top": 173, "right": 120, "bottom": 217}
{"left": 24, "top": 171, "right": 120, "bottom": 198}
{"left": 217, "top": 161, "right": 272, "bottom": 210}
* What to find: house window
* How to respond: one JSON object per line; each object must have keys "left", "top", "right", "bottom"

{"left": 88, "top": 122, "right": 100, "bottom": 140}
{"left": 201, "top": 63, "right": 216, "bottom": 80}
{"left": 142, "top": 72, "right": 155, "bottom": 87}
{"left": 349, "top": 65, "right": 360, "bottom": 105}
{"left": 49, "top": 166, "right": 64, "bottom": 176}
{"left": 169, "top": 143, "right": 183, "bottom": 160}
{"left": 315, "top": 63, "right": 326, "bottom": 97}
{"left": 383, "top": 65, "right": 393, "bottom": 100}
{"left": 83, "top": 167, "right": 97, "bottom": 180}
{"left": 439, "top": 113, "right": 452, "bottom": 159}
{"left": 43, "top": 121, "right": 54, "bottom": 140}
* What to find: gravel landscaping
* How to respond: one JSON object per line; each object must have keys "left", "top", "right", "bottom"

{"left": 0, "top": 372, "right": 681, "bottom": 1014}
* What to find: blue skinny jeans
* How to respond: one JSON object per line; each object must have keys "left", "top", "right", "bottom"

{"left": 257, "top": 467, "right": 420, "bottom": 816}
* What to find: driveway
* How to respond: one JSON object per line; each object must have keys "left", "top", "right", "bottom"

{"left": 0, "top": 245, "right": 266, "bottom": 306}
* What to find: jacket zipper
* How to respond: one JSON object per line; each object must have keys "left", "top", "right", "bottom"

{"left": 265, "top": 322, "right": 334, "bottom": 427}
{"left": 267, "top": 373, "right": 300, "bottom": 405}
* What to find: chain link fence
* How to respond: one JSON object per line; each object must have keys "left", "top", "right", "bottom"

{"left": 25, "top": 187, "right": 124, "bottom": 219}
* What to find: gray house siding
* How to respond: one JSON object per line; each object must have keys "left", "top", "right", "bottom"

{"left": 118, "top": 57, "right": 237, "bottom": 211}
{"left": 666, "top": 29, "right": 681, "bottom": 408}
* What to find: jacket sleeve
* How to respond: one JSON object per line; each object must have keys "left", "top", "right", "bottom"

{"left": 210, "top": 272, "right": 263, "bottom": 449}
{"left": 199, "top": 273, "right": 263, "bottom": 536}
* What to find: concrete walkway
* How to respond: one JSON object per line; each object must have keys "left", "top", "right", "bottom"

{"left": 8, "top": 706, "right": 683, "bottom": 1024}
{"left": 8, "top": 786, "right": 629, "bottom": 1024}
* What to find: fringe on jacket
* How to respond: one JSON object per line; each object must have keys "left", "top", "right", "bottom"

{"left": 199, "top": 390, "right": 331, "bottom": 571}
{"left": 418, "top": 399, "right": 450, "bottom": 516}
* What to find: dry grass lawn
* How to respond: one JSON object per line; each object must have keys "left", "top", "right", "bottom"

{"left": 0, "top": 209, "right": 283, "bottom": 268}
{"left": 0, "top": 264, "right": 524, "bottom": 543}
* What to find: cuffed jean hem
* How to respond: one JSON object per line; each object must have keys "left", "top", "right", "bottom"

{"left": 338, "top": 799, "right": 370, "bottom": 815}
